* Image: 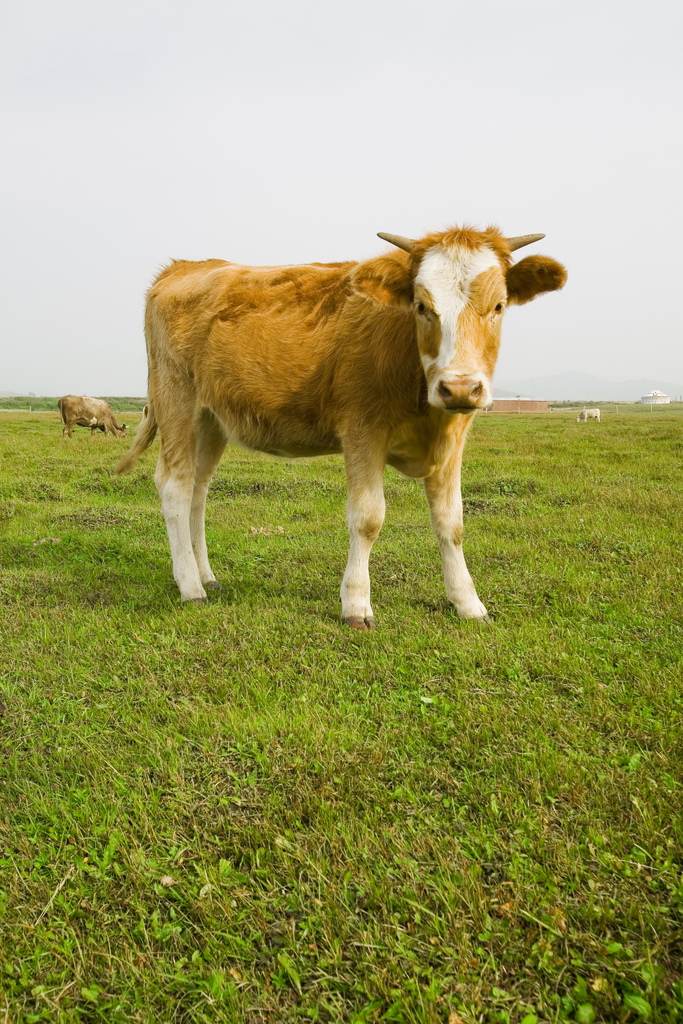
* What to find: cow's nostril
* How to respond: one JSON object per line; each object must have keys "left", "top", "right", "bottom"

{"left": 472, "top": 381, "right": 483, "bottom": 396}
{"left": 438, "top": 382, "right": 452, "bottom": 400}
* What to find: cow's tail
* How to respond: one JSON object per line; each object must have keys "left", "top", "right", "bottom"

{"left": 115, "top": 401, "right": 158, "bottom": 474}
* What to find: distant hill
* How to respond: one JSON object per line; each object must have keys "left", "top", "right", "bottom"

{"left": 493, "top": 371, "right": 683, "bottom": 402}
{"left": 0, "top": 390, "right": 28, "bottom": 398}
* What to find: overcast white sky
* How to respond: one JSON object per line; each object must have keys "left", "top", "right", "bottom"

{"left": 2, "top": 0, "right": 682, "bottom": 395}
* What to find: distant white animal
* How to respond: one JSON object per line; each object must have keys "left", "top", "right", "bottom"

{"left": 576, "top": 408, "right": 600, "bottom": 422}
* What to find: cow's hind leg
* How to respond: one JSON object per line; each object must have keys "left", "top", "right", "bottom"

{"left": 155, "top": 413, "right": 206, "bottom": 603}
{"left": 340, "top": 438, "right": 387, "bottom": 630}
{"left": 190, "top": 409, "right": 228, "bottom": 591}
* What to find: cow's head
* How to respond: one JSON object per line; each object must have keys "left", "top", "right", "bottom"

{"left": 113, "top": 423, "right": 127, "bottom": 437}
{"left": 352, "top": 227, "right": 566, "bottom": 412}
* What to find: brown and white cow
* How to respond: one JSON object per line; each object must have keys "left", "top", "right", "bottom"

{"left": 576, "top": 408, "right": 600, "bottom": 422}
{"left": 58, "top": 395, "right": 127, "bottom": 438}
{"left": 116, "top": 226, "right": 566, "bottom": 627}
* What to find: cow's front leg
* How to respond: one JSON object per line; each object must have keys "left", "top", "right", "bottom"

{"left": 340, "top": 443, "right": 387, "bottom": 630}
{"left": 424, "top": 458, "right": 488, "bottom": 621}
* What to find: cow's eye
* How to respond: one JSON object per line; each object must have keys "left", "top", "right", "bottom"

{"left": 417, "top": 302, "right": 430, "bottom": 317}
{"left": 494, "top": 302, "right": 503, "bottom": 314}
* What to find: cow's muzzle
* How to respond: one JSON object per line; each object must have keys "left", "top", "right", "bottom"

{"left": 437, "top": 377, "right": 489, "bottom": 411}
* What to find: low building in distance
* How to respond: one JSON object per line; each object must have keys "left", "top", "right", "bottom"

{"left": 487, "top": 397, "right": 548, "bottom": 413}
{"left": 640, "top": 390, "right": 670, "bottom": 404}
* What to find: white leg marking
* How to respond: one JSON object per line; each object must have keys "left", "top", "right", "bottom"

{"left": 190, "top": 478, "right": 216, "bottom": 586}
{"left": 424, "top": 464, "right": 487, "bottom": 621}
{"left": 437, "top": 536, "right": 488, "bottom": 620}
{"left": 156, "top": 467, "right": 206, "bottom": 602}
{"left": 340, "top": 453, "right": 386, "bottom": 626}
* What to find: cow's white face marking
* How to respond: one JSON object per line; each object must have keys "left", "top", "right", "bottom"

{"left": 415, "top": 244, "right": 501, "bottom": 409}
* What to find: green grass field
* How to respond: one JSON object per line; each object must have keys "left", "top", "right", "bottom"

{"left": 1, "top": 408, "right": 682, "bottom": 1023}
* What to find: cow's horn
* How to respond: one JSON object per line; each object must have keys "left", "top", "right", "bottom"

{"left": 505, "top": 233, "right": 545, "bottom": 251}
{"left": 377, "top": 232, "right": 415, "bottom": 254}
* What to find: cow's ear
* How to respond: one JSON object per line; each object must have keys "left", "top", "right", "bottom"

{"left": 351, "top": 254, "right": 414, "bottom": 307}
{"left": 506, "top": 255, "right": 567, "bottom": 306}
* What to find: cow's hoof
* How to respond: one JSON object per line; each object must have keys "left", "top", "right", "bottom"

{"left": 455, "top": 600, "right": 489, "bottom": 621}
{"left": 342, "top": 616, "right": 377, "bottom": 631}
{"left": 183, "top": 596, "right": 208, "bottom": 605}
{"left": 204, "top": 581, "right": 221, "bottom": 592}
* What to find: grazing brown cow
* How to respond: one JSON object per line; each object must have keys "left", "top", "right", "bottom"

{"left": 116, "top": 225, "right": 566, "bottom": 627}
{"left": 58, "top": 396, "right": 127, "bottom": 438}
